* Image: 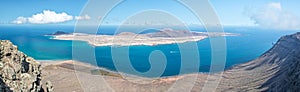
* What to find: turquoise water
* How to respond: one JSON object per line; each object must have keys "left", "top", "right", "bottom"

{"left": 0, "top": 25, "right": 297, "bottom": 77}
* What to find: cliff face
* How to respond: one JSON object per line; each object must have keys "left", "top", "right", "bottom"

{"left": 0, "top": 40, "right": 43, "bottom": 92}
{"left": 219, "top": 32, "right": 300, "bottom": 91}
{"left": 259, "top": 32, "right": 300, "bottom": 91}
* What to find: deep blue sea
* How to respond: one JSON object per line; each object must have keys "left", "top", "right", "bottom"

{"left": 0, "top": 25, "right": 298, "bottom": 77}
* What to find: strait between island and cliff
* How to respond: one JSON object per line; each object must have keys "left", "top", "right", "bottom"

{"left": 1, "top": 32, "right": 300, "bottom": 92}
{"left": 42, "top": 32, "right": 300, "bottom": 92}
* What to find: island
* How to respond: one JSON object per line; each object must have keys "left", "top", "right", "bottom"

{"left": 51, "top": 28, "right": 238, "bottom": 46}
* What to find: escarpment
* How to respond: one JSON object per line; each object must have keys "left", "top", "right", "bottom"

{"left": 218, "top": 32, "right": 300, "bottom": 91}
{"left": 258, "top": 32, "right": 300, "bottom": 91}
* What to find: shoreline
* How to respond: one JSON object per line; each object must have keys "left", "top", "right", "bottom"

{"left": 39, "top": 60, "right": 119, "bottom": 74}
{"left": 40, "top": 59, "right": 205, "bottom": 91}
{"left": 38, "top": 59, "right": 206, "bottom": 79}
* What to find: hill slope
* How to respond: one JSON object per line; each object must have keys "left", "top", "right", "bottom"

{"left": 219, "top": 32, "right": 300, "bottom": 91}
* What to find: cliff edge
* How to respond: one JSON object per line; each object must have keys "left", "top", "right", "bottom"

{"left": 259, "top": 32, "right": 300, "bottom": 91}
{"left": 219, "top": 32, "right": 300, "bottom": 91}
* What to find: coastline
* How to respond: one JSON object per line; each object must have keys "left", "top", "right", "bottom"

{"left": 40, "top": 59, "right": 203, "bottom": 91}
{"left": 39, "top": 60, "right": 120, "bottom": 76}
{"left": 39, "top": 59, "right": 199, "bottom": 79}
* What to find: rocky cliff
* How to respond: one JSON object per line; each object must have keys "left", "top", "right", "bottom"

{"left": 259, "top": 32, "right": 300, "bottom": 91}
{"left": 0, "top": 40, "right": 44, "bottom": 92}
{"left": 219, "top": 32, "right": 300, "bottom": 91}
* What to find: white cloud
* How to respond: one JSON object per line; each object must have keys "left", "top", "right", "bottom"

{"left": 75, "top": 14, "right": 91, "bottom": 20}
{"left": 249, "top": 2, "right": 300, "bottom": 30}
{"left": 11, "top": 10, "right": 97, "bottom": 24}
{"left": 27, "top": 10, "right": 73, "bottom": 24}
{"left": 12, "top": 10, "right": 74, "bottom": 24}
{"left": 12, "top": 17, "right": 27, "bottom": 24}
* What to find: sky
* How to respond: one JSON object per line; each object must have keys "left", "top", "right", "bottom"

{"left": 0, "top": 0, "right": 300, "bottom": 30}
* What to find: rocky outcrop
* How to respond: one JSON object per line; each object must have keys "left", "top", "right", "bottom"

{"left": 0, "top": 40, "right": 43, "bottom": 92}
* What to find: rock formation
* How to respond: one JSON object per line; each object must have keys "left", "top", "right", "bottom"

{"left": 0, "top": 40, "right": 44, "bottom": 92}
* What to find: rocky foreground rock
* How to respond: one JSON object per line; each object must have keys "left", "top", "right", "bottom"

{"left": 0, "top": 40, "right": 52, "bottom": 92}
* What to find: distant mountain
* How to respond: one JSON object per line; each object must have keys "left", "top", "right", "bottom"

{"left": 147, "top": 28, "right": 207, "bottom": 37}
{"left": 48, "top": 31, "right": 69, "bottom": 35}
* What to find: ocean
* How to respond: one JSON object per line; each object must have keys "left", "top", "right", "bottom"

{"left": 0, "top": 25, "right": 297, "bottom": 77}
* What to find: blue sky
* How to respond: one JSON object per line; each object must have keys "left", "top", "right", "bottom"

{"left": 0, "top": 0, "right": 300, "bottom": 29}
{"left": 211, "top": 0, "right": 300, "bottom": 26}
